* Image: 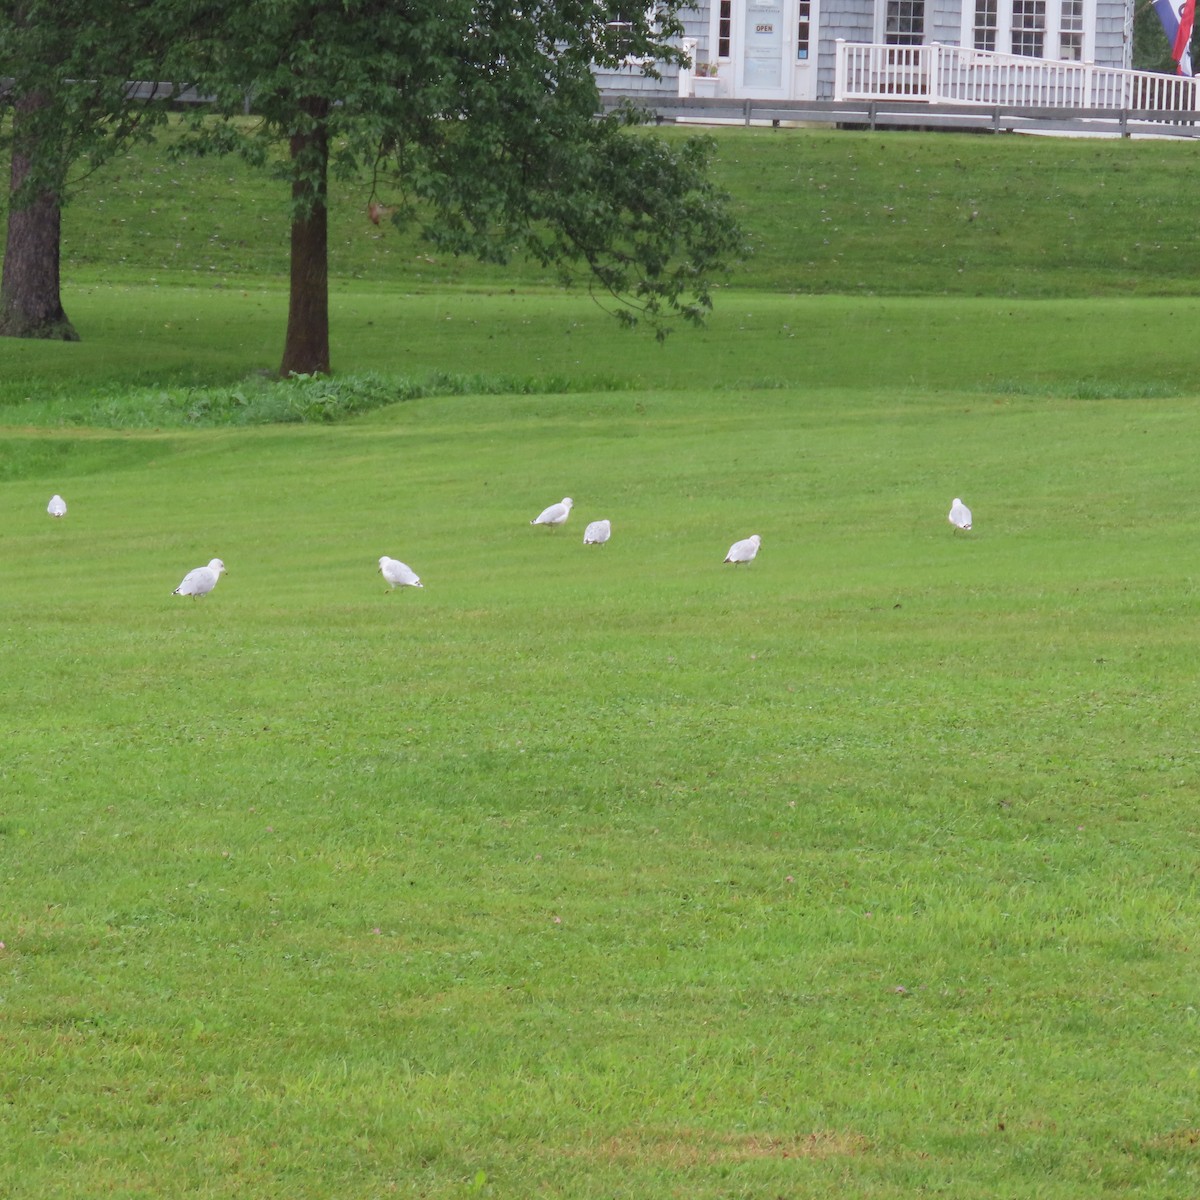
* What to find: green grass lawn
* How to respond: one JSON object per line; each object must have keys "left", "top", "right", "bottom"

{"left": 57, "top": 124, "right": 1200, "bottom": 299}
{"left": 3, "top": 125, "right": 1200, "bottom": 1197}
{"left": 3, "top": 288, "right": 1198, "bottom": 421}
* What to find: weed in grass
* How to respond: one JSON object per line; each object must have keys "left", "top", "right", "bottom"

{"left": 982, "top": 378, "right": 1186, "bottom": 401}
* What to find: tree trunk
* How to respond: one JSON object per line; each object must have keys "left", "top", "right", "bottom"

{"left": 0, "top": 93, "right": 78, "bottom": 341}
{"left": 280, "top": 99, "right": 330, "bottom": 376}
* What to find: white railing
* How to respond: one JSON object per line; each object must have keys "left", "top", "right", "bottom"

{"left": 835, "top": 41, "right": 1199, "bottom": 112}
{"left": 679, "top": 37, "right": 697, "bottom": 98}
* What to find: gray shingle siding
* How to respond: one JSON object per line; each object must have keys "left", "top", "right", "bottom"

{"left": 1095, "top": 0, "right": 1131, "bottom": 67}
{"left": 822, "top": 0, "right": 877, "bottom": 43}
{"left": 819, "top": 0, "right": 877, "bottom": 97}
{"left": 593, "top": 65, "right": 679, "bottom": 93}
{"left": 593, "top": 9, "right": 707, "bottom": 96}
{"left": 929, "top": 0, "right": 965, "bottom": 44}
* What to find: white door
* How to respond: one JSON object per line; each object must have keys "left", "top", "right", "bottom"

{"left": 736, "top": 0, "right": 787, "bottom": 96}
{"left": 729, "top": 0, "right": 820, "bottom": 101}
{"left": 791, "top": 0, "right": 818, "bottom": 101}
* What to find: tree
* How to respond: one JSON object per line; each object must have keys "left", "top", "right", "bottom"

{"left": 1, "top": 86, "right": 76, "bottom": 340}
{"left": 1133, "top": 0, "right": 1173, "bottom": 72}
{"left": 182, "top": 0, "right": 742, "bottom": 377}
{"left": 0, "top": 1, "right": 184, "bottom": 340}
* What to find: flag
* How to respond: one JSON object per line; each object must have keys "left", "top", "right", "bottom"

{"left": 1155, "top": 0, "right": 1195, "bottom": 75}
{"left": 1175, "top": 0, "right": 1196, "bottom": 74}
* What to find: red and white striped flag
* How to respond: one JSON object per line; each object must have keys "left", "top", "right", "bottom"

{"left": 1174, "top": 0, "right": 1196, "bottom": 75}
{"left": 1155, "top": 0, "right": 1196, "bottom": 75}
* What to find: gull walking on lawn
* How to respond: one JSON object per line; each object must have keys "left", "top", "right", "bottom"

{"left": 724, "top": 534, "right": 761, "bottom": 565}
{"left": 948, "top": 497, "right": 972, "bottom": 531}
{"left": 173, "top": 558, "right": 226, "bottom": 598}
{"left": 379, "top": 556, "right": 422, "bottom": 592}
{"left": 47, "top": 494, "right": 67, "bottom": 518}
{"left": 583, "top": 519, "right": 611, "bottom": 545}
{"left": 531, "top": 497, "right": 573, "bottom": 530}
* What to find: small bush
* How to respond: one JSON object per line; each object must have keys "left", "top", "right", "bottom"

{"left": 56, "top": 370, "right": 631, "bottom": 429}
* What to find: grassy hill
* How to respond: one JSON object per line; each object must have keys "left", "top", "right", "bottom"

{"left": 0, "top": 123, "right": 1193, "bottom": 419}
{"left": 59, "top": 123, "right": 1200, "bottom": 298}
{"left": 4, "top": 120, "right": 1189, "bottom": 415}
{"left": 3, "top": 124, "right": 1200, "bottom": 1198}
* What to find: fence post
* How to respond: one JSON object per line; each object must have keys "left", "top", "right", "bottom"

{"left": 679, "top": 37, "right": 697, "bottom": 99}
{"left": 927, "top": 44, "right": 941, "bottom": 104}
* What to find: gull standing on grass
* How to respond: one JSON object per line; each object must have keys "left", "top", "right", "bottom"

{"left": 724, "top": 534, "right": 762, "bottom": 565}
{"left": 47, "top": 494, "right": 67, "bottom": 518}
{"left": 530, "top": 497, "right": 573, "bottom": 530}
{"left": 379, "top": 556, "right": 423, "bottom": 592}
{"left": 173, "top": 558, "right": 227, "bottom": 598}
{"left": 948, "top": 497, "right": 972, "bottom": 531}
{"left": 583, "top": 519, "right": 611, "bottom": 545}
{"left": 532, "top": 499, "right": 573, "bottom": 532}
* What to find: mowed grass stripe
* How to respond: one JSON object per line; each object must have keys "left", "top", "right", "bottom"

{"left": 3, "top": 290, "right": 1200, "bottom": 411}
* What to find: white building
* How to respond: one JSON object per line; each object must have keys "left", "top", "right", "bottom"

{"left": 597, "top": 0, "right": 1136, "bottom": 102}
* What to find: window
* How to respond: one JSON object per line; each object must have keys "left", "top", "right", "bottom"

{"left": 602, "top": 4, "right": 662, "bottom": 59}
{"left": 886, "top": 0, "right": 926, "bottom": 46}
{"left": 1011, "top": 0, "right": 1046, "bottom": 56}
{"left": 797, "top": 0, "right": 811, "bottom": 59}
{"left": 718, "top": 0, "right": 732, "bottom": 59}
{"left": 973, "top": 0, "right": 998, "bottom": 50}
{"left": 1059, "top": 0, "right": 1083, "bottom": 60}
{"left": 605, "top": 7, "right": 637, "bottom": 57}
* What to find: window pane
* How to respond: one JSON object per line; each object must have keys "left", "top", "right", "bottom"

{"left": 886, "top": 0, "right": 926, "bottom": 45}
{"left": 1059, "top": 0, "right": 1083, "bottom": 59}
{"left": 1011, "top": 0, "right": 1046, "bottom": 57}
{"left": 974, "top": 0, "right": 997, "bottom": 51}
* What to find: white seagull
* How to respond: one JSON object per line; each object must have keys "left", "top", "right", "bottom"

{"left": 724, "top": 534, "right": 762, "bottom": 565}
{"left": 173, "top": 558, "right": 227, "bottom": 598}
{"left": 531, "top": 497, "right": 573, "bottom": 529}
{"left": 948, "top": 497, "right": 972, "bottom": 531}
{"left": 583, "top": 519, "right": 611, "bottom": 545}
{"left": 379, "top": 556, "right": 423, "bottom": 591}
{"left": 47, "top": 494, "right": 67, "bottom": 518}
